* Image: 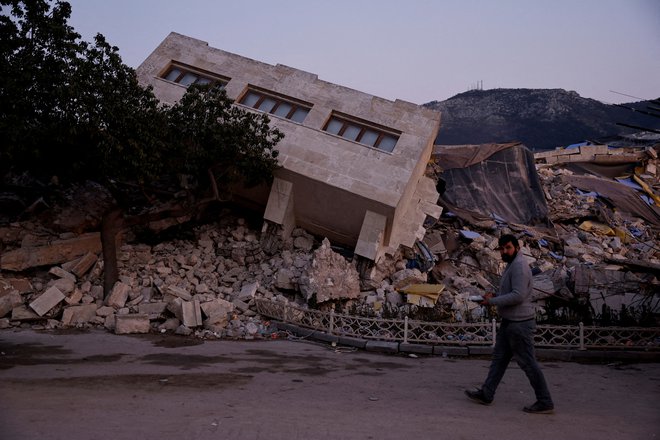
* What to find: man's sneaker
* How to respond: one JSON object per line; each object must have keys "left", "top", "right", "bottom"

{"left": 464, "top": 388, "right": 493, "bottom": 405}
{"left": 523, "top": 401, "right": 554, "bottom": 414}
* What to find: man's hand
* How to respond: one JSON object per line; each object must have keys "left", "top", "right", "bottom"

{"left": 481, "top": 292, "right": 493, "bottom": 305}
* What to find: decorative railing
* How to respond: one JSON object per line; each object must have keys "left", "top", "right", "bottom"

{"left": 255, "top": 299, "right": 660, "bottom": 350}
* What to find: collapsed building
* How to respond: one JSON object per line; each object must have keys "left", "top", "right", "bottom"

{"left": 1, "top": 34, "right": 659, "bottom": 337}
{"left": 420, "top": 141, "right": 659, "bottom": 324}
{"left": 136, "top": 32, "right": 442, "bottom": 268}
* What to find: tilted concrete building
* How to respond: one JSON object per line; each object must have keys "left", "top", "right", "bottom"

{"left": 137, "top": 32, "right": 441, "bottom": 265}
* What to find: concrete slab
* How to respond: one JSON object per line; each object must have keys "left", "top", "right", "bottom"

{"left": 29, "top": 286, "right": 65, "bottom": 316}
{"left": 115, "top": 314, "right": 150, "bottom": 334}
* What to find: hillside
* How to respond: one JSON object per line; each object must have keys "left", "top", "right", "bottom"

{"left": 424, "top": 89, "right": 660, "bottom": 150}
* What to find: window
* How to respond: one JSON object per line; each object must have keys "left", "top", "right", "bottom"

{"left": 239, "top": 88, "right": 311, "bottom": 123}
{"left": 160, "top": 62, "right": 228, "bottom": 88}
{"left": 323, "top": 114, "right": 400, "bottom": 152}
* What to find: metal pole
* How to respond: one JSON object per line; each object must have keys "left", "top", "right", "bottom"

{"left": 404, "top": 316, "right": 409, "bottom": 344}
{"left": 329, "top": 310, "right": 335, "bottom": 334}
{"left": 579, "top": 322, "right": 586, "bottom": 350}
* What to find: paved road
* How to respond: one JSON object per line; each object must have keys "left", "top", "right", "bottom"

{"left": 0, "top": 329, "right": 658, "bottom": 440}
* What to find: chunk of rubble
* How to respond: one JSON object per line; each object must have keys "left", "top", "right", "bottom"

{"left": 115, "top": 314, "right": 150, "bottom": 334}
{"left": 29, "top": 286, "right": 66, "bottom": 316}
{"left": 106, "top": 282, "right": 131, "bottom": 309}
{"left": 62, "top": 304, "right": 98, "bottom": 326}
{"left": 298, "top": 238, "right": 360, "bottom": 303}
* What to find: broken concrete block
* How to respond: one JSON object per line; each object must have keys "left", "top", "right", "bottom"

{"left": 158, "top": 318, "right": 180, "bottom": 332}
{"left": 29, "top": 286, "right": 66, "bottom": 316}
{"left": 115, "top": 314, "right": 150, "bottom": 334}
{"left": 106, "top": 282, "right": 131, "bottom": 309}
{"left": 175, "top": 324, "right": 193, "bottom": 336}
{"left": 385, "top": 291, "right": 404, "bottom": 306}
{"left": 126, "top": 295, "right": 144, "bottom": 307}
{"left": 138, "top": 301, "right": 167, "bottom": 319}
{"left": 61, "top": 304, "right": 98, "bottom": 326}
{"left": 46, "top": 277, "right": 75, "bottom": 294}
{"left": 7, "top": 278, "right": 33, "bottom": 294}
{"left": 0, "top": 232, "right": 101, "bottom": 271}
{"left": 48, "top": 266, "right": 76, "bottom": 281}
{"left": 166, "top": 285, "right": 192, "bottom": 301}
{"left": 12, "top": 304, "right": 41, "bottom": 321}
{"left": 80, "top": 281, "right": 92, "bottom": 293}
{"left": 298, "top": 238, "right": 361, "bottom": 303}
{"left": 274, "top": 268, "right": 296, "bottom": 290}
{"left": 140, "top": 286, "right": 154, "bottom": 302}
{"left": 0, "top": 289, "right": 23, "bottom": 318}
{"left": 293, "top": 235, "right": 314, "bottom": 252}
{"left": 166, "top": 296, "right": 184, "bottom": 321}
{"left": 390, "top": 268, "right": 427, "bottom": 290}
{"left": 200, "top": 298, "right": 234, "bottom": 323}
{"left": 69, "top": 252, "right": 98, "bottom": 278}
{"left": 104, "top": 314, "right": 116, "bottom": 331}
{"left": 238, "top": 281, "right": 259, "bottom": 301}
{"left": 65, "top": 289, "right": 83, "bottom": 305}
{"left": 0, "top": 280, "right": 14, "bottom": 296}
{"left": 90, "top": 285, "right": 104, "bottom": 301}
{"left": 96, "top": 306, "right": 115, "bottom": 317}
{"left": 232, "top": 299, "right": 249, "bottom": 313}
{"left": 194, "top": 283, "right": 209, "bottom": 294}
{"left": 182, "top": 299, "right": 202, "bottom": 327}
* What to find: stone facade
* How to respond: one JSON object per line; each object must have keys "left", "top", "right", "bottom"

{"left": 136, "top": 32, "right": 442, "bottom": 262}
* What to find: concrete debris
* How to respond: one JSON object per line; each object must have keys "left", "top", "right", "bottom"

{"left": 182, "top": 299, "right": 203, "bottom": 327}
{"left": 0, "top": 145, "right": 659, "bottom": 336}
{"left": 0, "top": 232, "right": 101, "bottom": 272}
{"left": 61, "top": 304, "right": 98, "bottom": 326}
{"left": 298, "top": 238, "right": 360, "bottom": 303}
{"left": 29, "top": 286, "right": 65, "bottom": 317}
{"left": 115, "top": 314, "right": 150, "bottom": 334}
{"left": 0, "top": 288, "right": 23, "bottom": 317}
{"left": 106, "top": 282, "right": 131, "bottom": 309}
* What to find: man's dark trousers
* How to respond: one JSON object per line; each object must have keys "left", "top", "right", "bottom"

{"left": 481, "top": 319, "right": 553, "bottom": 405}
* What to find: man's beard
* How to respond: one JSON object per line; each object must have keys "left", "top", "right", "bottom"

{"left": 502, "top": 251, "right": 517, "bottom": 263}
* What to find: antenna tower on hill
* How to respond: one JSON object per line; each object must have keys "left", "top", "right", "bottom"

{"left": 468, "top": 80, "right": 483, "bottom": 91}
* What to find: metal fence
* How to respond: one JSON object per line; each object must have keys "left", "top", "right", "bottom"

{"left": 255, "top": 298, "right": 660, "bottom": 351}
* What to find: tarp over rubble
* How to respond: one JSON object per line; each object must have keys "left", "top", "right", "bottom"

{"left": 432, "top": 142, "right": 549, "bottom": 226}
{"left": 562, "top": 174, "right": 660, "bottom": 228}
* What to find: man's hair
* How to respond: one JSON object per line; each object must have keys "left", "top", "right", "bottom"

{"left": 498, "top": 234, "right": 519, "bottom": 248}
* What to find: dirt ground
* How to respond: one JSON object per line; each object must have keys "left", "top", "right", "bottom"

{"left": 0, "top": 329, "right": 658, "bottom": 440}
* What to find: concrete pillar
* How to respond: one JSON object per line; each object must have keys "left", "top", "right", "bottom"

{"left": 263, "top": 178, "right": 296, "bottom": 239}
{"left": 354, "top": 210, "right": 387, "bottom": 261}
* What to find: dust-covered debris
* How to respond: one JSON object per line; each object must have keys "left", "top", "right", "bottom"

{"left": 0, "top": 144, "right": 659, "bottom": 335}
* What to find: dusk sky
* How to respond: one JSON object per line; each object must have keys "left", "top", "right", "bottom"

{"left": 66, "top": 0, "right": 660, "bottom": 105}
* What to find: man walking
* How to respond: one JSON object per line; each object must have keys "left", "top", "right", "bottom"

{"left": 465, "top": 234, "right": 554, "bottom": 414}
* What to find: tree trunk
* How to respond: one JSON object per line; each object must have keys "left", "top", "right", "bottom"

{"left": 101, "top": 206, "right": 124, "bottom": 299}
{"left": 99, "top": 187, "right": 223, "bottom": 299}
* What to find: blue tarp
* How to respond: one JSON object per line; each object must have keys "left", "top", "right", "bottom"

{"left": 459, "top": 230, "right": 482, "bottom": 240}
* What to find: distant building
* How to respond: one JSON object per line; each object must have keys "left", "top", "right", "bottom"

{"left": 137, "top": 32, "right": 441, "bottom": 264}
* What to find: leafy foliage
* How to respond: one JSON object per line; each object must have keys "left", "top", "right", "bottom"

{"left": 0, "top": 0, "right": 282, "bottom": 198}
{"left": 164, "top": 84, "right": 282, "bottom": 194}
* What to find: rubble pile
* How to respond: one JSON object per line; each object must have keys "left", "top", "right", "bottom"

{"left": 1, "top": 216, "right": 319, "bottom": 338}
{"left": 1, "top": 144, "right": 659, "bottom": 336}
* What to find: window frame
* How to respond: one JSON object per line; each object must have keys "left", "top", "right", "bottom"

{"left": 238, "top": 86, "right": 312, "bottom": 123}
{"left": 323, "top": 113, "right": 400, "bottom": 153}
{"left": 159, "top": 61, "right": 229, "bottom": 88}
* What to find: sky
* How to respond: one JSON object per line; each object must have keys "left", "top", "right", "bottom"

{"left": 64, "top": 0, "right": 660, "bottom": 105}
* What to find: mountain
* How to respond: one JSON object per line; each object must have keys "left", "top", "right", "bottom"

{"left": 423, "top": 88, "right": 660, "bottom": 150}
